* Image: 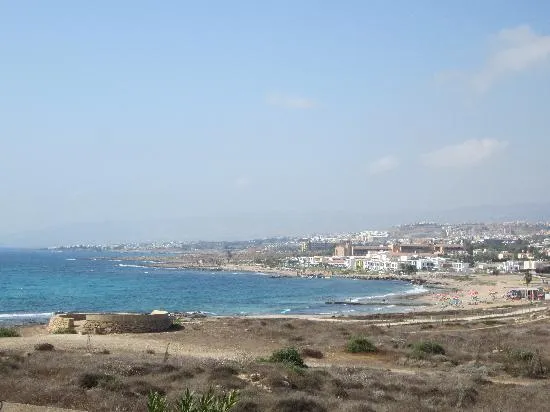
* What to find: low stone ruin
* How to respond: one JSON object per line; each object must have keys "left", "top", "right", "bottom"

{"left": 47, "top": 311, "right": 172, "bottom": 334}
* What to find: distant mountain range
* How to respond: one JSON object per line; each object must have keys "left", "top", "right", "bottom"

{"left": 2, "top": 202, "right": 549, "bottom": 247}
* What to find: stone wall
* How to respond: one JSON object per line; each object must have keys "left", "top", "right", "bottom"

{"left": 81, "top": 313, "right": 171, "bottom": 334}
{"left": 66, "top": 313, "right": 87, "bottom": 321}
{"left": 47, "top": 316, "right": 74, "bottom": 333}
{"left": 48, "top": 313, "right": 172, "bottom": 334}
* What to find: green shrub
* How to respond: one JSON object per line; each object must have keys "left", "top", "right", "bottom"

{"left": 147, "top": 388, "right": 239, "bottom": 412}
{"left": 34, "top": 343, "right": 54, "bottom": 351}
{"left": 0, "top": 327, "right": 20, "bottom": 338}
{"left": 78, "top": 373, "right": 124, "bottom": 391}
{"left": 147, "top": 391, "right": 168, "bottom": 412}
{"left": 409, "top": 341, "right": 445, "bottom": 356}
{"left": 482, "top": 320, "right": 505, "bottom": 326}
{"left": 503, "top": 348, "right": 546, "bottom": 378}
{"left": 268, "top": 347, "right": 307, "bottom": 368}
{"left": 168, "top": 319, "right": 184, "bottom": 331}
{"left": 177, "top": 388, "right": 239, "bottom": 412}
{"left": 346, "top": 337, "right": 377, "bottom": 353}
{"left": 507, "top": 349, "right": 534, "bottom": 362}
{"left": 53, "top": 328, "right": 77, "bottom": 334}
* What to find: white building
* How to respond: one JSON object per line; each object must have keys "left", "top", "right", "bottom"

{"left": 451, "top": 261, "right": 471, "bottom": 272}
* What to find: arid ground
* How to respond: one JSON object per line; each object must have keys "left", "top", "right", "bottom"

{"left": 1, "top": 303, "right": 550, "bottom": 411}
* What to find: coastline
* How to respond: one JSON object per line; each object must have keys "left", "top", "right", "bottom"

{"left": 134, "top": 258, "right": 548, "bottom": 314}
{"left": 2, "top": 256, "right": 544, "bottom": 327}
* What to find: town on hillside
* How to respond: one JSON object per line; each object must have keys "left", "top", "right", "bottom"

{"left": 53, "top": 221, "right": 550, "bottom": 277}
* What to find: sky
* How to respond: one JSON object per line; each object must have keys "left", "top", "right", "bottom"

{"left": 1, "top": 1, "right": 550, "bottom": 245}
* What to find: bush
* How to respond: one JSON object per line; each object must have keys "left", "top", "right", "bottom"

{"left": 147, "top": 391, "right": 168, "bottom": 412}
{"left": 208, "top": 365, "right": 245, "bottom": 390}
{"left": 53, "top": 328, "right": 77, "bottom": 334}
{"left": 147, "top": 387, "right": 239, "bottom": 412}
{"left": 78, "top": 373, "right": 121, "bottom": 390}
{"left": 0, "top": 360, "right": 20, "bottom": 373}
{"left": 132, "top": 380, "right": 165, "bottom": 396}
{"left": 286, "top": 369, "right": 326, "bottom": 392}
{"left": 504, "top": 348, "right": 546, "bottom": 378}
{"left": 268, "top": 347, "right": 307, "bottom": 368}
{"left": 270, "top": 396, "right": 327, "bottom": 412}
{"left": 34, "top": 343, "right": 54, "bottom": 351}
{"left": 0, "top": 327, "right": 20, "bottom": 338}
{"left": 482, "top": 320, "right": 505, "bottom": 326}
{"left": 301, "top": 348, "right": 324, "bottom": 359}
{"left": 527, "top": 352, "right": 546, "bottom": 378}
{"left": 346, "top": 337, "right": 376, "bottom": 353}
{"left": 409, "top": 341, "right": 445, "bottom": 356}
{"left": 168, "top": 319, "right": 184, "bottom": 331}
{"left": 210, "top": 365, "right": 239, "bottom": 378}
{"left": 507, "top": 349, "right": 534, "bottom": 362}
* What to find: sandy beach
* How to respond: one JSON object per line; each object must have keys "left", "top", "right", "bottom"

{"left": 401, "top": 272, "right": 546, "bottom": 311}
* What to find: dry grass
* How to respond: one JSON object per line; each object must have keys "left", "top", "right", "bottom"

{"left": 1, "top": 312, "right": 550, "bottom": 411}
{"left": 0, "top": 327, "right": 20, "bottom": 338}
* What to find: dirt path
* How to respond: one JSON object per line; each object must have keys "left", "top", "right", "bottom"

{"left": 1, "top": 401, "right": 84, "bottom": 412}
{"left": 370, "top": 306, "right": 548, "bottom": 327}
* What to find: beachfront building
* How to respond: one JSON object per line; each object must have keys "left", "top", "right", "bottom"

{"left": 334, "top": 241, "right": 388, "bottom": 257}
{"left": 328, "top": 256, "right": 350, "bottom": 268}
{"left": 296, "top": 244, "right": 473, "bottom": 274}
{"left": 294, "top": 255, "right": 355, "bottom": 269}
{"left": 498, "top": 260, "right": 546, "bottom": 272}
{"left": 335, "top": 241, "right": 464, "bottom": 257}
{"left": 299, "top": 239, "right": 335, "bottom": 254}
{"left": 451, "top": 261, "right": 471, "bottom": 272}
{"left": 411, "top": 258, "right": 437, "bottom": 271}
{"left": 350, "top": 254, "right": 400, "bottom": 272}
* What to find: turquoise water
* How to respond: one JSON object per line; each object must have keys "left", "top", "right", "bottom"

{"left": 0, "top": 249, "right": 424, "bottom": 324}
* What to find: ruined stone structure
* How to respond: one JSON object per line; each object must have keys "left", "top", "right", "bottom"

{"left": 47, "top": 313, "right": 87, "bottom": 333}
{"left": 47, "top": 312, "right": 172, "bottom": 334}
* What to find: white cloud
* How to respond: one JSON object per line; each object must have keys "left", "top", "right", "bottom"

{"left": 368, "top": 156, "right": 400, "bottom": 175}
{"left": 422, "top": 139, "right": 508, "bottom": 168}
{"left": 440, "top": 25, "right": 550, "bottom": 93}
{"left": 266, "top": 93, "right": 318, "bottom": 109}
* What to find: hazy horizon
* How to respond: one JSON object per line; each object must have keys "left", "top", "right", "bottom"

{"left": 2, "top": 202, "right": 550, "bottom": 248}
{"left": 2, "top": 1, "right": 550, "bottom": 247}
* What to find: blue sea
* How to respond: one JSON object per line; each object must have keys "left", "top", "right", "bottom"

{"left": 0, "top": 249, "right": 426, "bottom": 325}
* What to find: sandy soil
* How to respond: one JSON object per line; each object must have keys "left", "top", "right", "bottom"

{"left": 5, "top": 301, "right": 548, "bottom": 361}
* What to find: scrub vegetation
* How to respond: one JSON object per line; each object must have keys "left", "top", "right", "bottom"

{"left": 0, "top": 312, "right": 549, "bottom": 411}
